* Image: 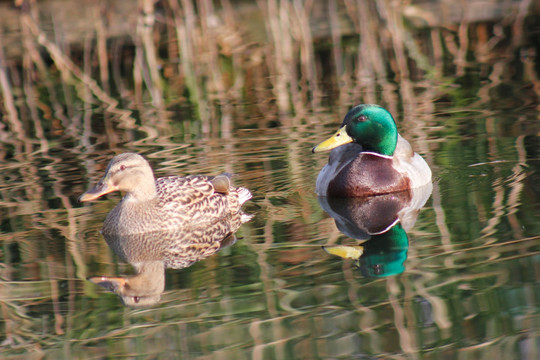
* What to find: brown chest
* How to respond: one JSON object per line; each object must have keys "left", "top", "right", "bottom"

{"left": 328, "top": 154, "right": 411, "bottom": 197}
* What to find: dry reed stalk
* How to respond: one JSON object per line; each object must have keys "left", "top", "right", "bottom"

{"left": 168, "top": 0, "right": 211, "bottom": 137}
{"left": 328, "top": 0, "right": 342, "bottom": 79}
{"left": 257, "top": 0, "right": 293, "bottom": 114}
{"left": 138, "top": 0, "right": 164, "bottom": 109}
{"left": 430, "top": 28, "right": 444, "bottom": 78}
{"left": 199, "top": 0, "right": 223, "bottom": 138}
{"left": 455, "top": 0, "right": 470, "bottom": 77}
{"left": 220, "top": 0, "right": 246, "bottom": 99}
{"left": 354, "top": 1, "right": 382, "bottom": 104}
{"left": 133, "top": 38, "right": 144, "bottom": 107}
{"left": 95, "top": 3, "right": 110, "bottom": 94}
{"left": 384, "top": 0, "right": 415, "bottom": 116}
{"left": 110, "top": 40, "right": 128, "bottom": 99}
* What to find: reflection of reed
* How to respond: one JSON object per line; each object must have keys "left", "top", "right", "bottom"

{"left": 0, "top": 33, "right": 22, "bottom": 145}
{"left": 22, "top": 14, "right": 136, "bottom": 130}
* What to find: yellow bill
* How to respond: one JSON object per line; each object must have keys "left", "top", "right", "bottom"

{"left": 322, "top": 245, "right": 364, "bottom": 260}
{"left": 312, "top": 126, "right": 354, "bottom": 153}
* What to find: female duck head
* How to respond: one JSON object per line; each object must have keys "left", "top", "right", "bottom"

{"left": 79, "top": 153, "right": 157, "bottom": 202}
{"left": 313, "top": 104, "right": 398, "bottom": 156}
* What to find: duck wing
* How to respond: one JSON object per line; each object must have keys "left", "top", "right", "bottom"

{"left": 156, "top": 175, "right": 248, "bottom": 227}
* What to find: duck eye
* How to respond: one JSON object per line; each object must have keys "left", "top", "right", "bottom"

{"left": 133, "top": 296, "right": 140, "bottom": 303}
{"left": 358, "top": 115, "right": 367, "bottom": 122}
{"left": 119, "top": 165, "right": 126, "bottom": 171}
{"left": 372, "top": 264, "right": 383, "bottom": 275}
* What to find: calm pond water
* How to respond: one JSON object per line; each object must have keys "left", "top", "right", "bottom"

{"left": 0, "top": 0, "right": 539, "bottom": 359}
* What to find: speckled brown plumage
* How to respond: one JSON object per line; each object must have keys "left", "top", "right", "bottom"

{"left": 104, "top": 210, "right": 248, "bottom": 269}
{"left": 101, "top": 174, "right": 250, "bottom": 236}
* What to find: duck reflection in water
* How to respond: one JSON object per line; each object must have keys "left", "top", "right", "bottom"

{"left": 80, "top": 153, "right": 252, "bottom": 306}
{"left": 320, "top": 183, "right": 432, "bottom": 277}
{"left": 88, "top": 224, "right": 246, "bottom": 307}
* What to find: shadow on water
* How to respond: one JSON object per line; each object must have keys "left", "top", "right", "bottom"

{"left": 0, "top": 0, "right": 539, "bottom": 358}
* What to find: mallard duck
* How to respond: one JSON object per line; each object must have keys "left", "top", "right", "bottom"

{"left": 79, "top": 152, "right": 252, "bottom": 236}
{"left": 312, "top": 104, "right": 432, "bottom": 197}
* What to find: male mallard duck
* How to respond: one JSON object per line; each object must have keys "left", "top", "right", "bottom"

{"left": 79, "top": 152, "right": 252, "bottom": 236}
{"left": 312, "top": 104, "right": 432, "bottom": 197}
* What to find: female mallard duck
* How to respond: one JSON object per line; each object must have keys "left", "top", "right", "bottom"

{"left": 79, "top": 152, "right": 252, "bottom": 236}
{"left": 312, "top": 104, "right": 432, "bottom": 197}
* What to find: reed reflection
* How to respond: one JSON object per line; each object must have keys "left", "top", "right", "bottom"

{"left": 320, "top": 183, "right": 432, "bottom": 277}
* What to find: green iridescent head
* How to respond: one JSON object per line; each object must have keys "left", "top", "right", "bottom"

{"left": 313, "top": 104, "right": 399, "bottom": 156}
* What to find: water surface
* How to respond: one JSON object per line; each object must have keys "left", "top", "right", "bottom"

{"left": 0, "top": 0, "right": 539, "bottom": 359}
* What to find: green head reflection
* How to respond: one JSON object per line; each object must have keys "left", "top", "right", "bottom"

{"left": 319, "top": 182, "right": 432, "bottom": 278}
{"left": 357, "top": 223, "right": 408, "bottom": 277}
